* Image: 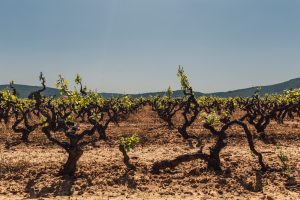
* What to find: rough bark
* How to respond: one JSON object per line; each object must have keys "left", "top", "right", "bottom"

{"left": 60, "top": 147, "right": 83, "bottom": 177}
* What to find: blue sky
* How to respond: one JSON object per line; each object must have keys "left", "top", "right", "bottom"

{"left": 0, "top": 0, "right": 299, "bottom": 93}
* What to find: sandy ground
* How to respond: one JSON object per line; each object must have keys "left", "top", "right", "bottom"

{"left": 0, "top": 108, "right": 299, "bottom": 199}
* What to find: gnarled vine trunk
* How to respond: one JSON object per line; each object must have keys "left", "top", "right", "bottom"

{"left": 207, "top": 132, "right": 227, "bottom": 171}
{"left": 60, "top": 147, "right": 83, "bottom": 177}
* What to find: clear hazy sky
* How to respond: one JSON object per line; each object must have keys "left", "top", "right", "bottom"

{"left": 0, "top": 0, "right": 299, "bottom": 93}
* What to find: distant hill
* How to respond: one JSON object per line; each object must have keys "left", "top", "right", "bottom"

{"left": 0, "top": 84, "right": 60, "bottom": 98}
{"left": 0, "top": 78, "right": 300, "bottom": 98}
{"left": 128, "top": 78, "right": 300, "bottom": 98}
{"left": 206, "top": 78, "right": 300, "bottom": 97}
{"left": 131, "top": 91, "right": 205, "bottom": 98}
